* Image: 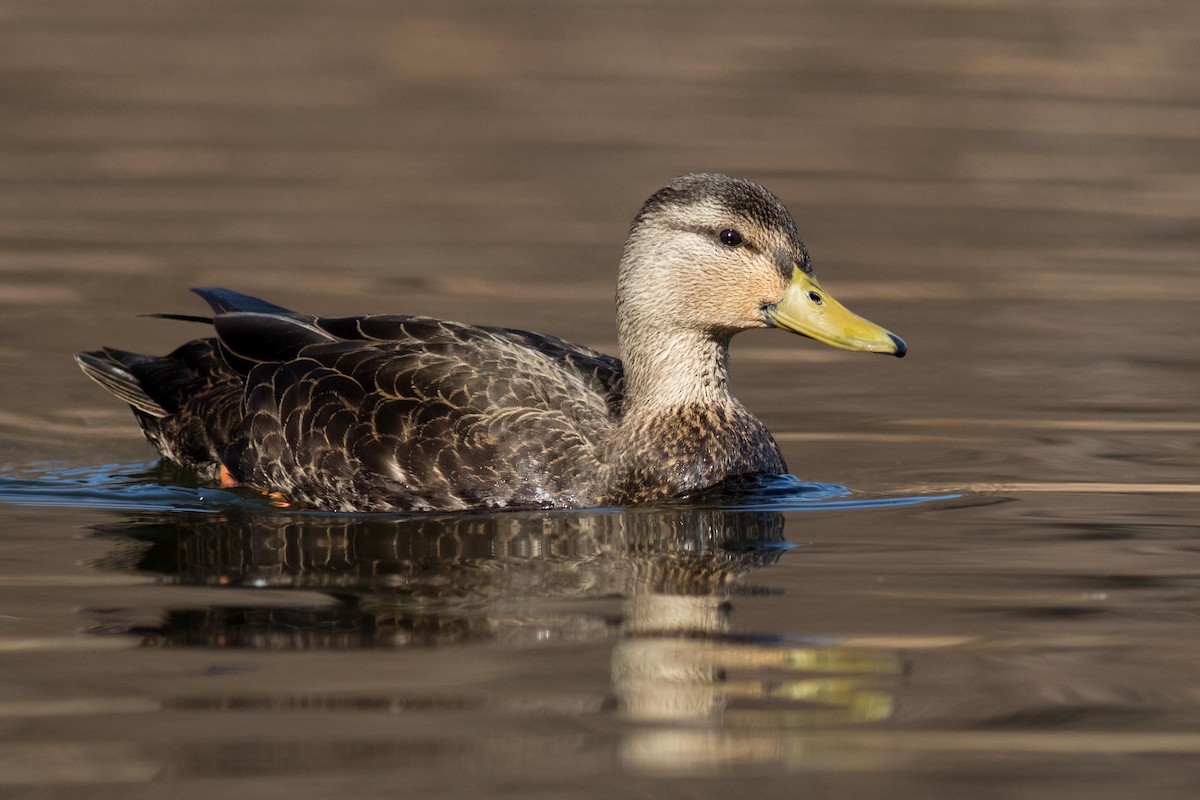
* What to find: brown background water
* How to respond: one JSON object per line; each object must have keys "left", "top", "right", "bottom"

{"left": 1, "top": 1, "right": 1199, "bottom": 797}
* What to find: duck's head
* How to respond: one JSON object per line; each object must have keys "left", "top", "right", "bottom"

{"left": 618, "top": 173, "right": 905, "bottom": 358}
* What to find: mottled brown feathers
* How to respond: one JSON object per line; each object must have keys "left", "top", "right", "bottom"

{"left": 605, "top": 402, "right": 784, "bottom": 505}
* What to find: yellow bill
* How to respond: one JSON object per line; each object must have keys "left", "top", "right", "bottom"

{"left": 766, "top": 267, "right": 906, "bottom": 357}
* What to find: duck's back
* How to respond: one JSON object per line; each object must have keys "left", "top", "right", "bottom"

{"left": 79, "top": 289, "right": 625, "bottom": 511}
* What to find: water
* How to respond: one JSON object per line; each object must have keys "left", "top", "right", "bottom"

{"left": 2, "top": 0, "right": 1199, "bottom": 797}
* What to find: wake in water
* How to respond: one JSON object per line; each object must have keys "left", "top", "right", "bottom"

{"left": 0, "top": 461, "right": 959, "bottom": 516}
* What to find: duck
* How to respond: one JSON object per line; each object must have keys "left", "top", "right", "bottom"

{"left": 75, "top": 174, "right": 905, "bottom": 512}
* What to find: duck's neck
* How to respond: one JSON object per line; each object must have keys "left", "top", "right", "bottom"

{"left": 618, "top": 321, "right": 734, "bottom": 416}
{"left": 613, "top": 236, "right": 739, "bottom": 418}
{"left": 606, "top": 319, "right": 783, "bottom": 505}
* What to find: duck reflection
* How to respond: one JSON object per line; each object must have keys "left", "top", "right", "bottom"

{"left": 91, "top": 505, "right": 786, "bottom": 647}
{"left": 89, "top": 504, "right": 903, "bottom": 770}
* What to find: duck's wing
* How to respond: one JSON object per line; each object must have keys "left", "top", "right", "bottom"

{"left": 196, "top": 302, "right": 621, "bottom": 511}
{"left": 311, "top": 316, "right": 626, "bottom": 412}
{"left": 192, "top": 287, "right": 625, "bottom": 410}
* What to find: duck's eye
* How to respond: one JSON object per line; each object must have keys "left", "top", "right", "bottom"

{"left": 807, "top": 291, "right": 824, "bottom": 305}
{"left": 718, "top": 229, "right": 743, "bottom": 248}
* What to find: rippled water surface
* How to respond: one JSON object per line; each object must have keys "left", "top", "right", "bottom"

{"left": 2, "top": 1, "right": 1199, "bottom": 797}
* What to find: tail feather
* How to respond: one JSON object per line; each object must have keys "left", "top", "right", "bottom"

{"left": 75, "top": 289, "right": 289, "bottom": 474}
{"left": 140, "top": 312, "right": 213, "bottom": 324}
{"left": 191, "top": 287, "right": 295, "bottom": 316}
{"left": 74, "top": 350, "right": 170, "bottom": 418}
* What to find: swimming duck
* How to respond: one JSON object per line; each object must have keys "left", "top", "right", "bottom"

{"left": 76, "top": 174, "right": 905, "bottom": 512}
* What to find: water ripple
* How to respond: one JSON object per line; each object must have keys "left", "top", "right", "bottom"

{"left": 0, "top": 462, "right": 959, "bottom": 516}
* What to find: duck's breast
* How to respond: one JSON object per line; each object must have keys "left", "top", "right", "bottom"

{"left": 600, "top": 402, "right": 786, "bottom": 505}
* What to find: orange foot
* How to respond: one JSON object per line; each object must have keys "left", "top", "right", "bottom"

{"left": 218, "top": 465, "right": 239, "bottom": 488}
{"left": 267, "top": 491, "right": 292, "bottom": 508}
{"left": 219, "top": 465, "right": 294, "bottom": 507}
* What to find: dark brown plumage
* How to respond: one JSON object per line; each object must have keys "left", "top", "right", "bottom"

{"left": 76, "top": 174, "right": 905, "bottom": 512}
